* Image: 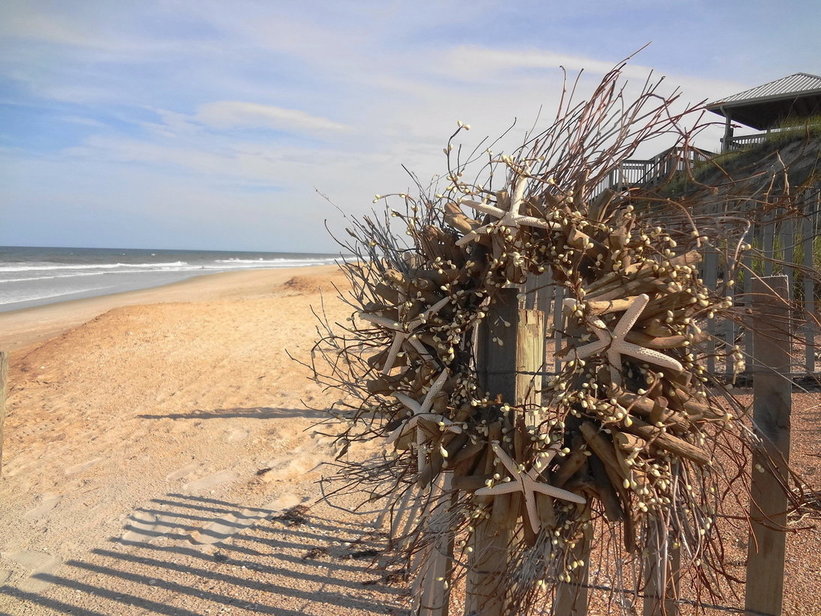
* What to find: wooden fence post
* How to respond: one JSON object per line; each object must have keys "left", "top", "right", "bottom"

{"left": 466, "top": 288, "right": 545, "bottom": 615}
{"left": 0, "top": 351, "right": 7, "bottom": 478}
{"left": 745, "top": 275, "right": 791, "bottom": 616}
{"left": 467, "top": 288, "right": 519, "bottom": 616}
{"left": 642, "top": 516, "right": 680, "bottom": 616}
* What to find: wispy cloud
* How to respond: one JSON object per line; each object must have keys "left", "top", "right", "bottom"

{"left": 443, "top": 46, "right": 656, "bottom": 81}
{"left": 195, "top": 101, "right": 350, "bottom": 135}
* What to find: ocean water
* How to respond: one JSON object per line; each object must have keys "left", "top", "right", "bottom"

{"left": 0, "top": 246, "right": 343, "bottom": 312}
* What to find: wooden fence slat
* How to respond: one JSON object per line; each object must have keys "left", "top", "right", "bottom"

{"left": 802, "top": 203, "right": 816, "bottom": 374}
{"left": 762, "top": 213, "right": 774, "bottom": 277}
{"left": 743, "top": 247, "right": 755, "bottom": 372}
{"left": 782, "top": 215, "right": 795, "bottom": 295}
{"left": 745, "top": 275, "right": 791, "bottom": 616}
{"left": 538, "top": 270, "right": 555, "bottom": 376}
{"left": 523, "top": 272, "right": 537, "bottom": 310}
{"left": 554, "top": 519, "right": 592, "bottom": 616}
{"left": 417, "top": 472, "right": 454, "bottom": 616}
{"left": 517, "top": 310, "right": 544, "bottom": 412}
{"left": 0, "top": 351, "right": 7, "bottom": 477}
{"left": 725, "top": 265, "right": 737, "bottom": 380}
{"left": 703, "top": 242, "right": 718, "bottom": 374}
{"left": 553, "top": 286, "right": 566, "bottom": 374}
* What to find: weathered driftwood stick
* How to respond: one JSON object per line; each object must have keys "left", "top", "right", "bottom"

{"left": 452, "top": 474, "right": 490, "bottom": 492}
{"left": 586, "top": 295, "right": 643, "bottom": 316}
{"left": 384, "top": 269, "right": 408, "bottom": 288}
{"left": 368, "top": 348, "right": 407, "bottom": 370}
{"left": 413, "top": 266, "right": 463, "bottom": 287}
{"left": 449, "top": 439, "right": 485, "bottom": 468}
{"left": 588, "top": 276, "right": 667, "bottom": 303}
{"left": 367, "top": 373, "right": 410, "bottom": 394}
{"left": 579, "top": 422, "right": 626, "bottom": 479}
{"left": 613, "top": 431, "right": 643, "bottom": 452}
{"left": 622, "top": 418, "right": 710, "bottom": 466}
{"left": 579, "top": 421, "right": 634, "bottom": 550}
{"left": 585, "top": 249, "right": 701, "bottom": 298}
{"left": 639, "top": 317, "right": 675, "bottom": 337}
{"left": 553, "top": 448, "right": 588, "bottom": 487}
{"left": 584, "top": 260, "right": 655, "bottom": 295}
{"left": 589, "top": 454, "right": 624, "bottom": 521}
{"left": 373, "top": 282, "right": 400, "bottom": 304}
{"left": 615, "top": 391, "right": 688, "bottom": 431}
{"left": 669, "top": 386, "right": 723, "bottom": 420}
{"left": 444, "top": 202, "right": 479, "bottom": 233}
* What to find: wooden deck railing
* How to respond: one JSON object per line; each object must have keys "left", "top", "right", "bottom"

{"left": 592, "top": 146, "right": 714, "bottom": 198}
{"left": 725, "top": 133, "right": 768, "bottom": 151}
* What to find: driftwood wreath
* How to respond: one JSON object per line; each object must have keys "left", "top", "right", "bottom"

{"left": 305, "top": 64, "right": 803, "bottom": 614}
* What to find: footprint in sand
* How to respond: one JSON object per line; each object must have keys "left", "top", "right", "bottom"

{"left": 224, "top": 427, "right": 249, "bottom": 443}
{"left": 262, "top": 492, "right": 303, "bottom": 512}
{"left": 1, "top": 550, "right": 61, "bottom": 593}
{"left": 64, "top": 456, "right": 103, "bottom": 476}
{"left": 23, "top": 493, "right": 61, "bottom": 521}
{"left": 189, "top": 510, "right": 261, "bottom": 545}
{"left": 120, "top": 509, "right": 161, "bottom": 543}
{"left": 182, "top": 470, "right": 238, "bottom": 492}
{"left": 165, "top": 461, "right": 199, "bottom": 482}
{"left": 189, "top": 493, "right": 305, "bottom": 546}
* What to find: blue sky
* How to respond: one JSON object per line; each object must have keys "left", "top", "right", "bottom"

{"left": 1, "top": 1, "right": 818, "bottom": 253}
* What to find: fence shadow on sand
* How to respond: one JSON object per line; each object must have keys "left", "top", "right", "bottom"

{"left": 0, "top": 492, "right": 407, "bottom": 615}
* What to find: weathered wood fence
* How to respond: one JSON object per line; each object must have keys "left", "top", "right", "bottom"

{"left": 524, "top": 185, "right": 820, "bottom": 381}
{"left": 373, "top": 183, "right": 819, "bottom": 614}
{"left": 378, "top": 271, "right": 797, "bottom": 615}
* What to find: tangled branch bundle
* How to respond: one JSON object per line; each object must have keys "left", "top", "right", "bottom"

{"left": 306, "top": 65, "right": 799, "bottom": 613}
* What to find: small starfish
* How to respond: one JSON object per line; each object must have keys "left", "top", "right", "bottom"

{"left": 388, "top": 370, "right": 461, "bottom": 471}
{"left": 475, "top": 441, "right": 585, "bottom": 534}
{"left": 455, "top": 173, "right": 559, "bottom": 246}
{"left": 360, "top": 296, "right": 451, "bottom": 374}
{"left": 564, "top": 294, "right": 683, "bottom": 384}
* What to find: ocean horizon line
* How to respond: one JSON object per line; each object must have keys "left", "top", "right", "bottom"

{"left": 0, "top": 243, "right": 344, "bottom": 256}
{"left": 0, "top": 246, "right": 347, "bottom": 312}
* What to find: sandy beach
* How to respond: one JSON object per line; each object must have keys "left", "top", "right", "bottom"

{"left": 0, "top": 266, "right": 405, "bottom": 615}
{"left": 0, "top": 266, "right": 818, "bottom": 615}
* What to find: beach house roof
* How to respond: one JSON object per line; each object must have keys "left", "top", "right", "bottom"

{"left": 706, "top": 72, "right": 821, "bottom": 130}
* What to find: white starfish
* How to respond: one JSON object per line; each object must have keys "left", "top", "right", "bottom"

{"left": 360, "top": 296, "right": 451, "bottom": 374}
{"left": 388, "top": 370, "right": 461, "bottom": 471}
{"left": 455, "top": 173, "right": 560, "bottom": 246}
{"left": 564, "top": 293, "right": 683, "bottom": 384}
{"left": 475, "top": 441, "right": 586, "bottom": 534}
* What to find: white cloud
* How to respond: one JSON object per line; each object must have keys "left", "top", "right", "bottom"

{"left": 195, "top": 101, "right": 350, "bottom": 135}
{"left": 444, "top": 46, "right": 657, "bottom": 81}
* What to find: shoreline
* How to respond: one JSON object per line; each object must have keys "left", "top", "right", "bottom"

{"left": 0, "top": 264, "right": 340, "bottom": 352}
